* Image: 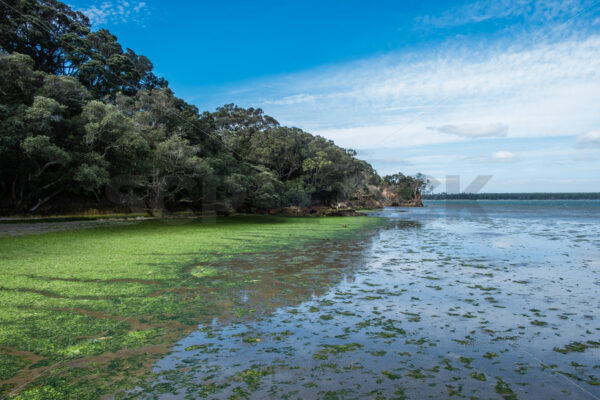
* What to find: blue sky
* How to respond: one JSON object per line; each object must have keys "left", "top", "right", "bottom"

{"left": 70, "top": 0, "right": 600, "bottom": 192}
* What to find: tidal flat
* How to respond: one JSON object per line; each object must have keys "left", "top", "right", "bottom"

{"left": 126, "top": 201, "right": 600, "bottom": 399}
{"left": 0, "top": 215, "right": 383, "bottom": 399}
{"left": 1, "top": 201, "right": 600, "bottom": 399}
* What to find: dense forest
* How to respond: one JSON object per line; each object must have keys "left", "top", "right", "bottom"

{"left": 424, "top": 193, "right": 600, "bottom": 200}
{"left": 0, "top": 0, "right": 426, "bottom": 215}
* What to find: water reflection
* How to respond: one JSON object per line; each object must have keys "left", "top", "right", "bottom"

{"left": 188, "top": 235, "right": 379, "bottom": 325}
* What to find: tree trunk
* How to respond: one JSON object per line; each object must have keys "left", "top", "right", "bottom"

{"left": 29, "top": 188, "right": 63, "bottom": 212}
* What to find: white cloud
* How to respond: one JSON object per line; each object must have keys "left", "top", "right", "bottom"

{"left": 429, "top": 123, "right": 508, "bottom": 138}
{"left": 415, "top": 0, "right": 589, "bottom": 28}
{"left": 133, "top": 2, "right": 146, "bottom": 13}
{"left": 184, "top": 12, "right": 600, "bottom": 191}
{"left": 577, "top": 130, "right": 600, "bottom": 145}
{"left": 492, "top": 150, "right": 518, "bottom": 161}
{"left": 262, "top": 93, "right": 317, "bottom": 105}
{"left": 229, "top": 34, "right": 600, "bottom": 151}
{"left": 359, "top": 158, "right": 413, "bottom": 167}
{"left": 79, "top": 1, "right": 149, "bottom": 26}
{"left": 360, "top": 137, "right": 599, "bottom": 191}
{"left": 313, "top": 123, "right": 458, "bottom": 149}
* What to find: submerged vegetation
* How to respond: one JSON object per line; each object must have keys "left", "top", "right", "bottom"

{"left": 117, "top": 204, "right": 600, "bottom": 400}
{"left": 0, "top": 215, "right": 383, "bottom": 398}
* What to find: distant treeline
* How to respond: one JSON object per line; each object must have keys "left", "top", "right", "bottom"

{"left": 424, "top": 193, "right": 600, "bottom": 200}
{"left": 0, "top": 0, "right": 427, "bottom": 215}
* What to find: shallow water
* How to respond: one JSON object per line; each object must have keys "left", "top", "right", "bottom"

{"left": 130, "top": 201, "right": 600, "bottom": 399}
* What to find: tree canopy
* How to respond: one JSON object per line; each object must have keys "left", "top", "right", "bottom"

{"left": 0, "top": 0, "right": 424, "bottom": 214}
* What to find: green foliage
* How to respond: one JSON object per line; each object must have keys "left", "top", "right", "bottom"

{"left": 0, "top": 0, "right": 405, "bottom": 215}
{"left": 21, "top": 135, "right": 69, "bottom": 164}
{"left": 0, "top": 0, "right": 165, "bottom": 97}
{"left": 24, "top": 96, "right": 67, "bottom": 132}
{"left": 383, "top": 172, "right": 431, "bottom": 201}
{"left": 284, "top": 179, "right": 311, "bottom": 207}
{"left": 0, "top": 53, "right": 44, "bottom": 105}
{"left": 72, "top": 162, "right": 110, "bottom": 194}
{"left": 37, "top": 75, "right": 89, "bottom": 112}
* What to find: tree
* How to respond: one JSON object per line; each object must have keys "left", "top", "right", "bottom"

{"left": 75, "top": 30, "right": 167, "bottom": 98}
{"left": 145, "top": 135, "right": 211, "bottom": 214}
{"left": 113, "top": 89, "right": 215, "bottom": 214}
{"left": 247, "top": 127, "right": 307, "bottom": 181}
{"left": 383, "top": 172, "right": 432, "bottom": 202}
{"left": 0, "top": 0, "right": 166, "bottom": 98}
{"left": 0, "top": 0, "right": 421, "bottom": 215}
{"left": 0, "top": 0, "right": 90, "bottom": 74}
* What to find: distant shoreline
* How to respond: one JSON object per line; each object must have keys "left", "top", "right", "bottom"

{"left": 424, "top": 193, "right": 600, "bottom": 200}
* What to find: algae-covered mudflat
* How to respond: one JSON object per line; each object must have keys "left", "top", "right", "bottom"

{"left": 0, "top": 215, "right": 383, "bottom": 399}
{"left": 127, "top": 201, "right": 599, "bottom": 400}
{"left": 2, "top": 201, "right": 600, "bottom": 400}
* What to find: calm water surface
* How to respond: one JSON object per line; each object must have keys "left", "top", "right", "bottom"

{"left": 131, "top": 200, "right": 600, "bottom": 399}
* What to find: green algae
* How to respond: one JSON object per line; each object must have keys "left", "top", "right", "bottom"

{"left": 553, "top": 341, "right": 600, "bottom": 354}
{"left": 8, "top": 205, "right": 599, "bottom": 399}
{"left": 313, "top": 343, "right": 364, "bottom": 360}
{"left": 470, "top": 372, "right": 487, "bottom": 381}
{"left": 382, "top": 370, "right": 402, "bottom": 380}
{"left": 0, "top": 353, "right": 30, "bottom": 381}
{"left": 233, "top": 364, "right": 275, "bottom": 391}
{"left": 494, "top": 378, "right": 518, "bottom": 400}
{"left": 483, "top": 352, "right": 499, "bottom": 359}
{"left": 0, "top": 215, "right": 383, "bottom": 398}
{"left": 190, "top": 266, "right": 219, "bottom": 278}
